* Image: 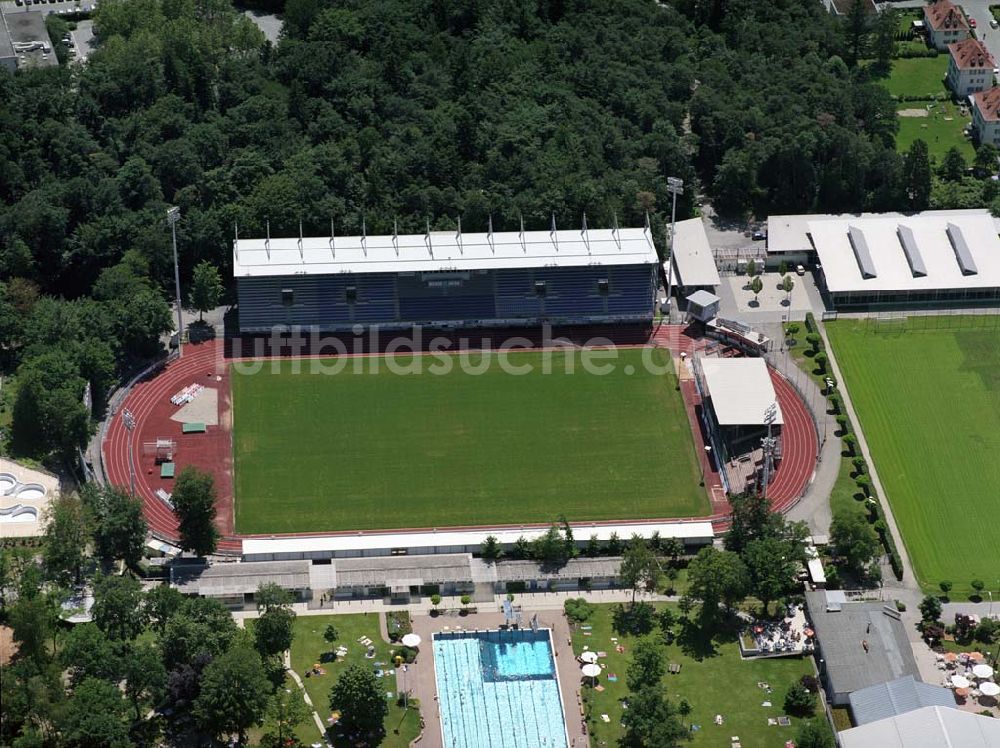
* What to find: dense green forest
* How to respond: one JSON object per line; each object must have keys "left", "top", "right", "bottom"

{"left": 0, "top": 0, "right": 991, "bottom": 465}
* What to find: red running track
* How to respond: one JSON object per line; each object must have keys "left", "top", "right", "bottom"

{"left": 101, "top": 327, "right": 818, "bottom": 551}
{"left": 103, "top": 340, "right": 242, "bottom": 553}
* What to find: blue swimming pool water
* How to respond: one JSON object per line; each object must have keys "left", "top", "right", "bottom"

{"left": 433, "top": 629, "right": 569, "bottom": 748}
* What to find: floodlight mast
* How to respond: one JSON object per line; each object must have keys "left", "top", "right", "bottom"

{"left": 761, "top": 402, "right": 779, "bottom": 500}
{"left": 121, "top": 408, "right": 137, "bottom": 496}
{"left": 167, "top": 207, "right": 184, "bottom": 358}
{"left": 665, "top": 176, "right": 684, "bottom": 320}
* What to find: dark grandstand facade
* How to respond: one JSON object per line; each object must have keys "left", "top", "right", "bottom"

{"left": 234, "top": 226, "right": 660, "bottom": 333}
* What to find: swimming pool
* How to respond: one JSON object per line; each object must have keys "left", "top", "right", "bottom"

{"left": 433, "top": 629, "right": 569, "bottom": 748}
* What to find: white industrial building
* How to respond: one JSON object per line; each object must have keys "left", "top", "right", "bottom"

{"left": 669, "top": 217, "right": 720, "bottom": 297}
{"left": 768, "top": 210, "right": 1000, "bottom": 308}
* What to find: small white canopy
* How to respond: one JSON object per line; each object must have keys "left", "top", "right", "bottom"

{"left": 580, "top": 651, "right": 599, "bottom": 664}
{"left": 951, "top": 675, "right": 971, "bottom": 689}
{"left": 581, "top": 663, "right": 601, "bottom": 678}
{"left": 972, "top": 664, "right": 994, "bottom": 679}
{"left": 401, "top": 633, "right": 421, "bottom": 648}
{"left": 979, "top": 681, "right": 1000, "bottom": 697}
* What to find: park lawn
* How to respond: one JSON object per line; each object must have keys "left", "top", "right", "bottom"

{"left": 233, "top": 348, "right": 706, "bottom": 533}
{"left": 826, "top": 319, "right": 1000, "bottom": 596}
{"left": 895, "top": 101, "right": 974, "bottom": 161}
{"left": 571, "top": 604, "right": 827, "bottom": 748}
{"left": 882, "top": 55, "right": 949, "bottom": 98}
{"left": 288, "top": 613, "right": 421, "bottom": 747}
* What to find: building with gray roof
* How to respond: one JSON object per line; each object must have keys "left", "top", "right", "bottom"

{"left": 0, "top": 10, "right": 56, "bottom": 71}
{"left": 804, "top": 590, "right": 921, "bottom": 706}
{"left": 848, "top": 675, "right": 956, "bottom": 726}
{"left": 170, "top": 560, "right": 311, "bottom": 607}
{"left": 839, "top": 705, "right": 1000, "bottom": 748}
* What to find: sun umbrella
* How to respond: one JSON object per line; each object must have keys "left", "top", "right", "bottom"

{"left": 944, "top": 652, "right": 958, "bottom": 663}
{"left": 980, "top": 681, "right": 1000, "bottom": 697}
{"left": 955, "top": 687, "right": 970, "bottom": 698}
{"left": 968, "top": 651, "right": 985, "bottom": 662}
{"left": 401, "top": 633, "right": 421, "bottom": 648}
{"left": 973, "top": 664, "right": 994, "bottom": 679}
{"left": 951, "top": 675, "right": 971, "bottom": 689}
{"left": 581, "top": 663, "right": 601, "bottom": 685}
{"left": 580, "top": 651, "right": 599, "bottom": 664}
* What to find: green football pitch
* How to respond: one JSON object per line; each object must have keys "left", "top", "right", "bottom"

{"left": 827, "top": 319, "right": 1000, "bottom": 593}
{"left": 231, "top": 348, "right": 707, "bottom": 534}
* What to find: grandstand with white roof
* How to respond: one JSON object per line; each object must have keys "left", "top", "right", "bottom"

{"left": 233, "top": 222, "right": 661, "bottom": 332}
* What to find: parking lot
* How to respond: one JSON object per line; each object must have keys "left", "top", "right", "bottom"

{"left": 1, "top": 0, "right": 97, "bottom": 16}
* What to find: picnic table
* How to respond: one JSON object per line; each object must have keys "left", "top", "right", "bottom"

{"left": 160, "top": 462, "right": 176, "bottom": 479}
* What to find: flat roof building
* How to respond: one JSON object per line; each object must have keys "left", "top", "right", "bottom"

{"left": 768, "top": 210, "right": 1000, "bottom": 308}
{"left": 805, "top": 590, "right": 921, "bottom": 706}
{"left": 669, "top": 218, "right": 720, "bottom": 293}
{"left": 0, "top": 10, "right": 56, "bottom": 71}
{"left": 699, "top": 358, "right": 782, "bottom": 427}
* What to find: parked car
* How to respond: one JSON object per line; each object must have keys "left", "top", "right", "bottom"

{"left": 795, "top": 264, "right": 806, "bottom": 276}
{"left": 752, "top": 230, "right": 766, "bottom": 241}
{"left": 991, "top": 18, "right": 998, "bottom": 29}
{"left": 969, "top": 16, "right": 977, "bottom": 28}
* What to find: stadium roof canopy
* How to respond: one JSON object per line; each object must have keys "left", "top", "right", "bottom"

{"left": 241, "top": 520, "right": 715, "bottom": 560}
{"left": 699, "top": 358, "right": 783, "bottom": 426}
{"left": 839, "top": 706, "right": 1000, "bottom": 748}
{"left": 670, "top": 217, "right": 720, "bottom": 287}
{"left": 233, "top": 226, "right": 658, "bottom": 277}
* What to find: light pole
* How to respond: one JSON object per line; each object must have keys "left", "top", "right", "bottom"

{"left": 121, "top": 408, "right": 136, "bottom": 496}
{"left": 167, "top": 206, "right": 184, "bottom": 358}
{"left": 761, "top": 402, "right": 778, "bottom": 500}
{"left": 664, "top": 176, "right": 684, "bottom": 320}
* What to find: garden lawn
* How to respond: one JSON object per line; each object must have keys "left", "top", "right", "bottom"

{"left": 826, "top": 319, "right": 1000, "bottom": 595}
{"left": 571, "top": 604, "right": 827, "bottom": 748}
{"left": 288, "top": 613, "right": 421, "bottom": 747}
{"left": 882, "top": 55, "right": 949, "bottom": 98}
{"left": 895, "top": 101, "right": 974, "bottom": 161}
{"left": 233, "top": 348, "right": 706, "bottom": 533}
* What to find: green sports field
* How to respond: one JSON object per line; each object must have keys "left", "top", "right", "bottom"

{"left": 827, "top": 319, "right": 1000, "bottom": 593}
{"left": 232, "top": 348, "right": 706, "bottom": 534}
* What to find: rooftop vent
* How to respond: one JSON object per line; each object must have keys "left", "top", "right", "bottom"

{"left": 946, "top": 222, "right": 979, "bottom": 275}
{"left": 847, "top": 225, "right": 878, "bottom": 279}
{"left": 897, "top": 224, "right": 927, "bottom": 277}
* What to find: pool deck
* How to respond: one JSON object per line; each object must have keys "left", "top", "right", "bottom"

{"left": 409, "top": 611, "right": 588, "bottom": 748}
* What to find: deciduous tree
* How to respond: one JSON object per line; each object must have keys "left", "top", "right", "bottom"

{"left": 171, "top": 467, "right": 219, "bottom": 557}
{"left": 685, "top": 546, "right": 750, "bottom": 619}
{"left": 82, "top": 483, "right": 147, "bottom": 571}
{"left": 194, "top": 646, "right": 271, "bottom": 745}
{"left": 60, "top": 678, "right": 131, "bottom": 748}
{"left": 42, "top": 494, "right": 89, "bottom": 586}
{"left": 619, "top": 536, "right": 661, "bottom": 604}
{"left": 92, "top": 574, "right": 147, "bottom": 641}
{"left": 830, "top": 510, "right": 881, "bottom": 579}
{"left": 328, "top": 664, "right": 388, "bottom": 743}
{"left": 189, "top": 261, "right": 224, "bottom": 322}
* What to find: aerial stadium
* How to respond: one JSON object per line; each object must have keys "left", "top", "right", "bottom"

{"left": 101, "top": 222, "right": 818, "bottom": 557}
